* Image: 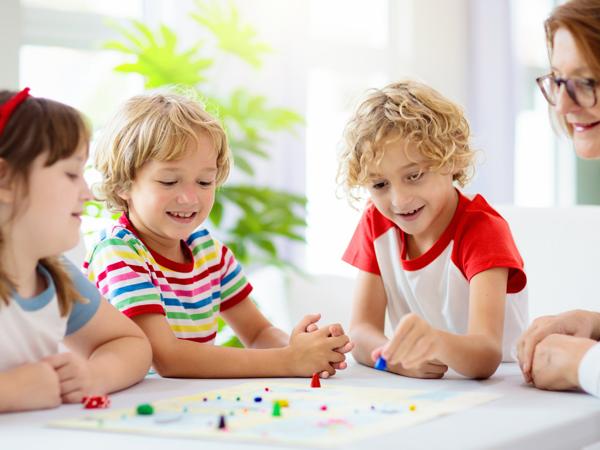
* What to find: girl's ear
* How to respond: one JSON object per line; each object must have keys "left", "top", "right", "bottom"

{"left": 0, "top": 159, "right": 15, "bottom": 204}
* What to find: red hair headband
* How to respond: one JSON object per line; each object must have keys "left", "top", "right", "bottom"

{"left": 0, "top": 87, "right": 31, "bottom": 137}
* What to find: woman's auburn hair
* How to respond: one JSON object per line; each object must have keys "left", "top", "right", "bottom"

{"left": 0, "top": 90, "right": 89, "bottom": 314}
{"left": 337, "top": 80, "right": 475, "bottom": 204}
{"left": 93, "top": 91, "right": 232, "bottom": 213}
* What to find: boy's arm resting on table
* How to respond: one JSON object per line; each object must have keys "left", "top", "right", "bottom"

{"left": 62, "top": 299, "right": 152, "bottom": 396}
{"left": 132, "top": 298, "right": 349, "bottom": 378}
{"left": 0, "top": 362, "right": 61, "bottom": 412}
{"left": 433, "top": 267, "right": 507, "bottom": 379}
{"left": 220, "top": 296, "right": 289, "bottom": 349}
{"left": 349, "top": 270, "right": 388, "bottom": 367}
{"left": 350, "top": 271, "right": 448, "bottom": 379}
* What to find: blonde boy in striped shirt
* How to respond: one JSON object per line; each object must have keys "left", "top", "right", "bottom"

{"left": 86, "top": 92, "right": 352, "bottom": 378}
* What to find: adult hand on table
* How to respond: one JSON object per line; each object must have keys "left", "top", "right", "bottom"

{"left": 517, "top": 310, "right": 596, "bottom": 383}
{"left": 530, "top": 334, "right": 597, "bottom": 391}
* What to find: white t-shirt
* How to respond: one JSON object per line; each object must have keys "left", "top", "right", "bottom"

{"left": 0, "top": 259, "right": 101, "bottom": 371}
{"left": 343, "top": 191, "right": 528, "bottom": 361}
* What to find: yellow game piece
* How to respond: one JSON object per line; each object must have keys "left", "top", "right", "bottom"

{"left": 275, "top": 399, "right": 289, "bottom": 407}
{"left": 409, "top": 404, "right": 416, "bottom": 412}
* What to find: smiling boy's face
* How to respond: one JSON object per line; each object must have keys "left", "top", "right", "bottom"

{"left": 119, "top": 130, "right": 218, "bottom": 256}
{"left": 365, "top": 135, "right": 458, "bottom": 247}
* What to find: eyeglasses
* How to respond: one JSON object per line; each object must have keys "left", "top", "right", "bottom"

{"left": 536, "top": 74, "right": 598, "bottom": 108}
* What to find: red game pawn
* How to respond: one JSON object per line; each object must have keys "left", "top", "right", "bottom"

{"left": 310, "top": 373, "right": 321, "bottom": 388}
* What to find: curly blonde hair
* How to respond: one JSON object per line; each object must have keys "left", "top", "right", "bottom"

{"left": 337, "top": 80, "right": 475, "bottom": 203}
{"left": 94, "top": 90, "right": 231, "bottom": 212}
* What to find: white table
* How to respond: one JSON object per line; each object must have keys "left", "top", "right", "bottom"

{"left": 2, "top": 361, "right": 600, "bottom": 450}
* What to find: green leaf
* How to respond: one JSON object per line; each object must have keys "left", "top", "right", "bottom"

{"left": 191, "top": 0, "right": 271, "bottom": 68}
{"left": 217, "top": 316, "right": 227, "bottom": 332}
{"left": 231, "top": 154, "right": 254, "bottom": 176}
{"left": 254, "top": 238, "right": 277, "bottom": 256}
{"left": 104, "top": 19, "right": 213, "bottom": 88}
{"left": 209, "top": 198, "right": 224, "bottom": 226}
{"left": 221, "top": 335, "right": 244, "bottom": 348}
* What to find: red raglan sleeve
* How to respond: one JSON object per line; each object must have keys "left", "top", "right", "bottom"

{"left": 454, "top": 206, "right": 527, "bottom": 294}
{"left": 342, "top": 205, "right": 384, "bottom": 275}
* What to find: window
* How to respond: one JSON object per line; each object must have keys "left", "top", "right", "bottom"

{"left": 511, "top": 0, "right": 576, "bottom": 206}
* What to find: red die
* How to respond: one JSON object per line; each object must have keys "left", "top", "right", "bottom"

{"left": 82, "top": 395, "right": 110, "bottom": 409}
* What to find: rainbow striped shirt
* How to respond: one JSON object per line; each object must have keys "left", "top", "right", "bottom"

{"left": 84, "top": 214, "right": 252, "bottom": 344}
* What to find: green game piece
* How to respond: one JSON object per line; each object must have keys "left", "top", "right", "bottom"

{"left": 136, "top": 403, "right": 154, "bottom": 415}
{"left": 272, "top": 401, "right": 282, "bottom": 417}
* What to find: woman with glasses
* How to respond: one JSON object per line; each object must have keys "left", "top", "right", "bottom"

{"left": 517, "top": 0, "right": 600, "bottom": 397}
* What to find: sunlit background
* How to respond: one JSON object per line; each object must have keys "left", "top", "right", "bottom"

{"left": 2, "top": 0, "right": 596, "bottom": 278}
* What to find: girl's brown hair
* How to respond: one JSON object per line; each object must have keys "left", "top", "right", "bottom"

{"left": 545, "top": 0, "right": 600, "bottom": 135}
{"left": 0, "top": 90, "right": 90, "bottom": 315}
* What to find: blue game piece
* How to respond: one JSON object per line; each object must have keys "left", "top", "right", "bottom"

{"left": 254, "top": 396, "right": 263, "bottom": 403}
{"left": 374, "top": 356, "right": 387, "bottom": 371}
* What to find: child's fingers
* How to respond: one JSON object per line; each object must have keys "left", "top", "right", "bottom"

{"left": 328, "top": 323, "right": 345, "bottom": 337}
{"left": 328, "top": 349, "right": 346, "bottom": 364}
{"left": 43, "top": 352, "right": 72, "bottom": 370}
{"left": 335, "top": 341, "right": 354, "bottom": 354}
{"left": 322, "top": 364, "right": 336, "bottom": 377}
{"left": 293, "top": 313, "right": 321, "bottom": 335}
{"left": 387, "top": 330, "right": 419, "bottom": 364}
{"left": 383, "top": 320, "right": 415, "bottom": 361}
{"left": 306, "top": 323, "right": 319, "bottom": 333}
{"left": 371, "top": 346, "right": 384, "bottom": 363}
{"left": 52, "top": 361, "right": 77, "bottom": 383}
{"left": 61, "top": 389, "right": 84, "bottom": 404}
{"left": 320, "top": 370, "right": 331, "bottom": 379}
{"left": 328, "top": 334, "right": 350, "bottom": 349}
{"left": 402, "top": 339, "right": 432, "bottom": 369}
{"left": 332, "top": 361, "right": 348, "bottom": 370}
{"left": 58, "top": 378, "right": 82, "bottom": 396}
{"left": 424, "top": 361, "right": 448, "bottom": 375}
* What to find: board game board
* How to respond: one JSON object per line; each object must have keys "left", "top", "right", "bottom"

{"left": 50, "top": 382, "right": 501, "bottom": 448}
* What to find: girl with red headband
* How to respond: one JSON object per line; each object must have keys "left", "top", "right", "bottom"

{"left": 0, "top": 89, "right": 151, "bottom": 412}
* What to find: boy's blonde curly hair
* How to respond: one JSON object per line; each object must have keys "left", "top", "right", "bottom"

{"left": 94, "top": 91, "right": 231, "bottom": 212}
{"left": 337, "top": 80, "right": 475, "bottom": 204}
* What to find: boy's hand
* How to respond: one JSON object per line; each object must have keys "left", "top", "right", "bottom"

{"left": 371, "top": 346, "right": 448, "bottom": 379}
{"left": 43, "top": 352, "right": 97, "bottom": 403}
{"left": 517, "top": 310, "right": 596, "bottom": 383}
{"left": 301, "top": 317, "right": 354, "bottom": 378}
{"left": 1, "top": 362, "right": 61, "bottom": 411}
{"left": 530, "top": 334, "right": 596, "bottom": 391}
{"left": 381, "top": 313, "right": 442, "bottom": 369}
{"left": 288, "top": 323, "right": 349, "bottom": 377}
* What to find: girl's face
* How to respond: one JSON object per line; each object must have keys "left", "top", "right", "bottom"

{"left": 552, "top": 27, "right": 600, "bottom": 159}
{"left": 4, "top": 144, "right": 91, "bottom": 260}
{"left": 120, "top": 131, "right": 218, "bottom": 256}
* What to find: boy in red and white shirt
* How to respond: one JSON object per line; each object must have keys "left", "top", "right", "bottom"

{"left": 339, "top": 80, "right": 527, "bottom": 379}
